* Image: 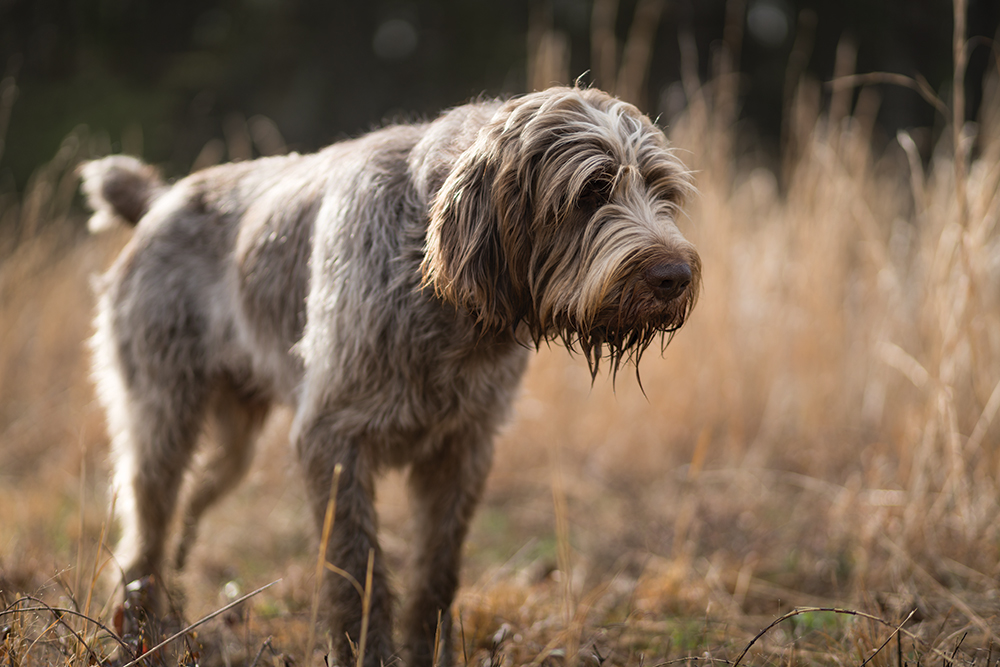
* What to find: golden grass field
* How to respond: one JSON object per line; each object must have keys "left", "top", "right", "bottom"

{"left": 2, "top": 8, "right": 1000, "bottom": 666}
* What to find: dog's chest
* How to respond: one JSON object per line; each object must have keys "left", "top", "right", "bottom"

{"left": 363, "top": 334, "right": 531, "bottom": 466}
{"left": 296, "top": 288, "right": 529, "bottom": 463}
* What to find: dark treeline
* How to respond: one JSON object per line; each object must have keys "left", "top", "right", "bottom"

{"left": 0, "top": 0, "right": 998, "bottom": 192}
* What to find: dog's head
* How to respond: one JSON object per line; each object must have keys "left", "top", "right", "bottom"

{"left": 422, "top": 86, "right": 701, "bottom": 376}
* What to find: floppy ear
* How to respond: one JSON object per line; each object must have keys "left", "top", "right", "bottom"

{"left": 422, "top": 114, "right": 533, "bottom": 331}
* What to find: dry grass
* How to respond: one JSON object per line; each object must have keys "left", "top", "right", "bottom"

{"left": 3, "top": 6, "right": 1000, "bottom": 665}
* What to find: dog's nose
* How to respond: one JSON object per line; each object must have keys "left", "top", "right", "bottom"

{"left": 645, "top": 262, "right": 692, "bottom": 302}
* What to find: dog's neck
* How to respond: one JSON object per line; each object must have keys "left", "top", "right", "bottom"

{"left": 407, "top": 99, "right": 503, "bottom": 205}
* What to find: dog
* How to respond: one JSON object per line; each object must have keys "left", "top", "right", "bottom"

{"left": 82, "top": 85, "right": 701, "bottom": 666}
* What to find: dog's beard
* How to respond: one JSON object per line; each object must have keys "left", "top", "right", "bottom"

{"left": 583, "top": 275, "right": 697, "bottom": 380}
{"left": 584, "top": 289, "right": 695, "bottom": 383}
{"left": 522, "top": 269, "right": 698, "bottom": 384}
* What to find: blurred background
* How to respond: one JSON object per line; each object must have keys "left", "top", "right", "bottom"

{"left": 3, "top": 1, "right": 1000, "bottom": 666}
{"left": 1, "top": 0, "right": 998, "bottom": 193}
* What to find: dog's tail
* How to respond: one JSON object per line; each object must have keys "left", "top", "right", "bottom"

{"left": 80, "top": 155, "right": 165, "bottom": 232}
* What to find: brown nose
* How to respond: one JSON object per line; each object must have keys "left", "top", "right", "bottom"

{"left": 645, "top": 262, "right": 692, "bottom": 302}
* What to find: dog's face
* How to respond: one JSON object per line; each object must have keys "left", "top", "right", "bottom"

{"left": 423, "top": 86, "right": 701, "bottom": 376}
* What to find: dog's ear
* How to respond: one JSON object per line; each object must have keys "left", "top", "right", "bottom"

{"left": 422, "top": 111, "right": 533, "bottom": 331}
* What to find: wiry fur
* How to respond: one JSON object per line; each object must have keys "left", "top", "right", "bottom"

{"left": 84, "top": 86, "right": 701, "bottom": 667}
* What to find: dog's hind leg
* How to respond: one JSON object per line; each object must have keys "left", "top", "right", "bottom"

{"left": 174, "top": 381, "right": 270, "bottom": 570}
{"left": 93, "top": 252, "right": 212, "bottom": 598}
{"left": 98, "top": 340, "right": 208, "bottom": 598}
{"left": 402, "top": 432, "right": 494, "bottom": 667}
{"left": 100, "top": 351, "right": 207, "bottom": 595}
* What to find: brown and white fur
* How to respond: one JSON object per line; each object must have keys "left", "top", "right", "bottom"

{"left": 82, "top": 86, "right": 701, "bottom": 667}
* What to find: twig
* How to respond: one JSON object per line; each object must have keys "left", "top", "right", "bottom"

{"left": 860, "top": 609, "right": 916, "bottom": 667}
{"left": 432, "top": 608, "right": 443, "bottom": 667}
{"left": 324, "top": 562, "right": 366, "bottom": 598}
{"left": 732, "top": 607, "right": 919, "bottom": 667}
{"left": 307, "top": 464, "right": 343, "bottom": 663}
{"left": 651, "top": 657, "right": 732, "bottom": 666}
{"left": 355, "top": 549, "right": 375, "bottom": 667}
{"left": 949, "top": 632, "right": 967, "bottom": 667}
{"left": 119, "top": 579, "right": 280, "bottom": 667}
{"left": 827, "top": 72, "right": 949, "bottom": 118}
{"left": 247, "top": 636, "right": 273, "bottom": 667}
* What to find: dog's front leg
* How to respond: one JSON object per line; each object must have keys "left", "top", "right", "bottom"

{"left": 296, "top": 420, "right": 395, "bottom": 667}
{"left": 402, "top": 433, "right": 494, "bottom": 667}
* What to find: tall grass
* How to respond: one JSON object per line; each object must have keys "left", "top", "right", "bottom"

{"left": 489, "top": 0, "right": 1000, "bottom": 659}
{"left": 671, "top": 18, "right": 1000, "bottom": 578}
{"left": 2, "top": 3, "right": 1000, "bottom": 664}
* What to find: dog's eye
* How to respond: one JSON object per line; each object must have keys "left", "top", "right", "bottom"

{"left": 576, "top": 178, "right": 610, "bottom": 211}
{"left": 644, "top": 168, "right": 683, "bottom": 204}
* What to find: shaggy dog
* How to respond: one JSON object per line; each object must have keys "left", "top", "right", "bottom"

{"left": 82, "top": 86, "right": 701, "bottom": 666}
